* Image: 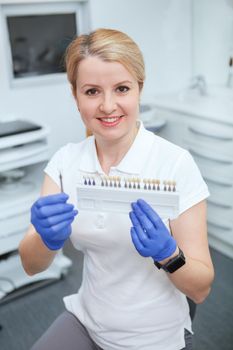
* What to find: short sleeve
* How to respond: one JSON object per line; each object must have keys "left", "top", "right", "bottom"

{"left": 44, "top": 147, "right": 65, "bottom": 189}
{"left": 174, "top": 151, "right": 209, "bottom": 214}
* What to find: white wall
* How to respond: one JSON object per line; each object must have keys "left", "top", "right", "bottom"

{"left": 0, "top": 0, "right": 192, "bottom": 156}
{"left": 89, "top": 0, "right": 192, "bottom": 98}
{"left": 193, "top": 0, "right": 233, "bottom": 85}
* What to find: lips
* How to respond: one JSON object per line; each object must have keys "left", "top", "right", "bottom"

{"left": 97, "top": 115, "right": 123, "bottom": 127}
{"left": 100, "top": 116, "right": 119, "bottom": 122}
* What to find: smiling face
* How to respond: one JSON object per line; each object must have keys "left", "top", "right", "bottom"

{"left": 74, "top": 56, "right": 141, "bottom": 145}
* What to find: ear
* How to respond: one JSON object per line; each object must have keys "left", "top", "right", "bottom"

{"left": 138, "top": 85, "right": 143, "bottom": 107}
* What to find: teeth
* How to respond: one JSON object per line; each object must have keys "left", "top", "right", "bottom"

{"left": 101, "top": 117, "right": 119, "bottom": 122}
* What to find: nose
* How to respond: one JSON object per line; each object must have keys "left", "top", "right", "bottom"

{"left": 99, "top": 92, "right": 117, "bottom": 114}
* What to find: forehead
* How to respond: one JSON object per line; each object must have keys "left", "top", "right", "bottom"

{"left": 76, "top": 56, "right": 135, "bottom": 85}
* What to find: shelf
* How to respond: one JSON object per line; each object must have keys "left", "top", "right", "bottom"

{"left": 0, "top": 162, "right": 45, "bottom": 256}
{"left": 0, "top": 149, "right": 49, "bottom": 172}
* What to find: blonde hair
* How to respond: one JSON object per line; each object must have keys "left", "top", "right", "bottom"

{"left": 65, "top": 28, "right": 145, "bottom": 93}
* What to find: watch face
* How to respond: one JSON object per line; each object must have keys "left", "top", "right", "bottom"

{"left": 165, "top": 256, "right": 186, "bottom": 273}
{"left": 162, "top": 248, "right": 186, "bottom": 273}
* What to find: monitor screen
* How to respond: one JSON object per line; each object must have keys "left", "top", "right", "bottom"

{"left": 7, "top": 13, "right": 77, "bottom": 78}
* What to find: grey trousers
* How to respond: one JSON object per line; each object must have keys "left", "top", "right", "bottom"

{"left": 31, "top": 310, "right": 193, "bottom": 350}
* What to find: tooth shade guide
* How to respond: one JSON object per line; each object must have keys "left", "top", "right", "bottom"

{"left": 172, "top": 181, "right": 176, "bottom": 192}
{"left": 163, "top": 180, "right": 167, "bottom": 191}
{"left": 77, "top": 176, "right": 179, "bottom": 220}
{"left": 167, "top": 181, "right": 171, "bottom": 191}
{"left": 148, "top": 179, "right": 151, "bottom": 190}
{"left": 143, "top": 179, "right": 147, "bottom": 190}
{"left": 81, "top": 176, "right": 176, "bottom": 192}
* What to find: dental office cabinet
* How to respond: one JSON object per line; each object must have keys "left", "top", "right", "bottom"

{"left": 0, "top": 121, "right": 72, "bottom": 302}
{"left": 146, "top": 93, "right": 233, "bottom": 259}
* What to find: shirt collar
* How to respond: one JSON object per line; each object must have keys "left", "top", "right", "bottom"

{"left": 79, "top": 121, "right": 155, "bottom": 175}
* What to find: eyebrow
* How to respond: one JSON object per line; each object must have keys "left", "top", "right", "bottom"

{"left": 81, "top": 80, "right": 134, "bottom": 89}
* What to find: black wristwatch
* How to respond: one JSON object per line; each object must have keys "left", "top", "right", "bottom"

{"left": 154, "top": 247, "right": 186, "bottom": 273}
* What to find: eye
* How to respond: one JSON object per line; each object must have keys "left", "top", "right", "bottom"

{"left": 116, "top": 85, "right": 129, "bottom": 93}
{"left": 85, "top": 88, "right": 98, "bottom": 96}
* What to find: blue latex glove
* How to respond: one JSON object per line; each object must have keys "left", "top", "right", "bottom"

{"left": 129, "top": 199, "right": 177, "bottom": 262}
{"left": 31, "top": 193, "right": 78, "bottom": 250}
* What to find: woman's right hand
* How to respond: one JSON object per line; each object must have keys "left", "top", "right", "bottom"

{"left": 31, "top": 193, "right": 78, "bottom": 251}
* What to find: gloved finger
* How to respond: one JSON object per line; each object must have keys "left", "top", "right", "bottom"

{"left": 130, "top": 227, "right": 151, "bottom": 257}
{"left": 36, "top": 218, "right": 73, "bottom": 242}
{"left": 35, "top": 193, "right": 69, "bottom": 208}
{"left": 40, "top": 210, "right": 78, "bottom": 228}
{"left": 129, "top": 211, "right": 149, "bottom": 247}
{"left": 50, "top": 219, "right": 74, "bottom": 242}
{"left": 137, "top": 199, "right": 164, "bottom": 230}
{"left": 131, "top": 202, "right": 155, "bottom": 238}
{"left": 129, "top": 210, "right": 145, "bottom": 231}
{"left": 50, "top": 218, "right": 75, "bottom": 238}
{"left": 34, "top": 203, "right": 74, "bottom": 219}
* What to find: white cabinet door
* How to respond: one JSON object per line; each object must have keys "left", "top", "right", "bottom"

{"left": 154, "top": 106, "right": 233, "bottom": 259}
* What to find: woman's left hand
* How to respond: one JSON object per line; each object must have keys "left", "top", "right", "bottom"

{"left": 129, "top": 199, "right": 177, "bottom": 262}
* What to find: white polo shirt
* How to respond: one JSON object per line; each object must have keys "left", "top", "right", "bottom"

{"left": 44, "top": 122, "right": 209, "bottom": 350}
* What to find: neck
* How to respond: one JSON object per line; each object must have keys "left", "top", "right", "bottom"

{"left": 95, "top": 124, "right": 139, "bottom": 174}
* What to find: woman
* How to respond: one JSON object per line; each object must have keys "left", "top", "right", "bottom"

{"left": 19, "top": 28, "right": 214, "bottom": 350}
